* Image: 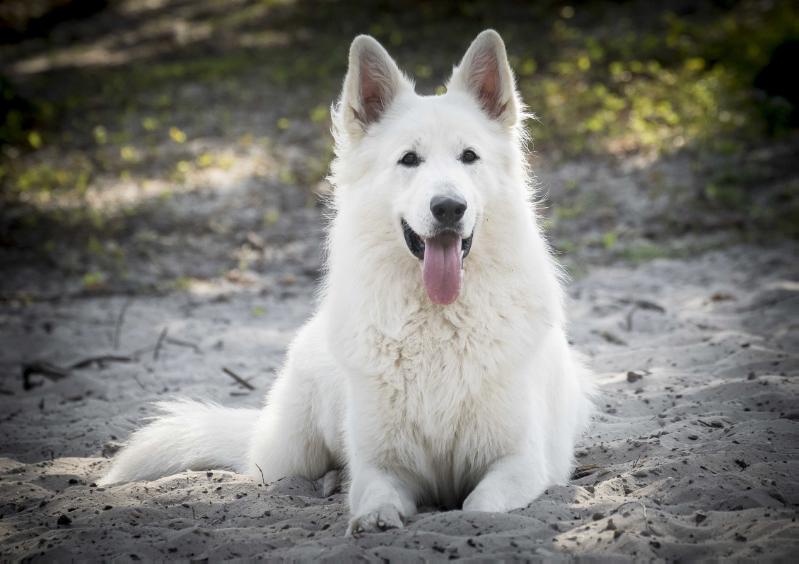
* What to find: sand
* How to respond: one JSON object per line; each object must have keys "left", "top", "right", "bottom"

{"left": 1, "top": 241, "right": 797, "bottom": 561}
{"left": 2, "top": 1, "right": 798, "bottom": 559}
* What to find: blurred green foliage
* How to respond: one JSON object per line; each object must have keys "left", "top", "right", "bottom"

{"left": 518, "top": 1, "right": 799, "bottom": 155}
{"left": 0, "top": 0, "right": 797, "bottom": 280}
{"left": 2, "top": 1, "right": 796, "bottom": 195}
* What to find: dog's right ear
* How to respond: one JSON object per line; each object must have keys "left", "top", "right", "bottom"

{"left": 336, "top": 35, "right": 412, "bottom": 140}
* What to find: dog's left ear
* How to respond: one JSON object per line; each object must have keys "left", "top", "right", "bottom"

{"left": 449, "top": 30, "right": 520, "bottom": 127}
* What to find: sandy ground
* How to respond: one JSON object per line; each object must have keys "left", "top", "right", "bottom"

{"left": 1, "top": 231, "right": 797, "bottom": 560}
{"left": 2, "top": 1, "right": 798, "bottom": 559}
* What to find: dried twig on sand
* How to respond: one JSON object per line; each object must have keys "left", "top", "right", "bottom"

{"left": 596, "top": 330, "right": 628, "bottom": 346}
{"left": 254, "top": 463, "right": 266, "bottom": 486}
{"left": 21, "top": 362, "right": 71, "bottom": 390}
{"left": 113, "top": 297, "right": 133, "bottom": 350}
{"left": 151, "top": 328, "right": 200, "bottom": 359}
{"left": 222, "top": 367, "right": 255, "bottom": 390}
{"left": 624, "top": 299, "right": 666, "bottom": 332}
{"left": 165, "top": 336, "right": 201, "bottom": 353}
{"left": 70, "top": 355, "right": 132, "bottom": 369}
{"left": 153, "top": 327, "right": 169, "bottom": 360}
{"left": 21, "top": 355, "right": 132, "bottom": 390}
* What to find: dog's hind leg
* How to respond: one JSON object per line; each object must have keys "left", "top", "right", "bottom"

{"left": 244, "top": 376, "right": 333, "bottom": 484}
{"left": 319, "top": 468, "right": 341, "bottom": 497}
{"left": 244, "top": 317, "right": 343, "bottom": 485}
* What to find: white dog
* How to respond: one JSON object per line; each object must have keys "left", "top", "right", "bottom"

{"left": 101, "top": 30, "right": 594, "bottom": 535}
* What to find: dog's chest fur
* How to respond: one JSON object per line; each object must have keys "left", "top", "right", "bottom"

{"left": 354, "top": 285, "right": 543, "bottom": 505}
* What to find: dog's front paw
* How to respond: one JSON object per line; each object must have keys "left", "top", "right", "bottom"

{"left": 346, "top": 503, "right": 404, "bottom": 536}
{"left": 462, "top": 486, "right": 508, "bottom": 512}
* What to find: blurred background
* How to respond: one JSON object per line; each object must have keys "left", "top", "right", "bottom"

{"left": 1, "top": 0, "right": 797, "bottom": 300}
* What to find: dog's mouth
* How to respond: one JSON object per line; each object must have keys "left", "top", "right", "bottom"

{"left": 402, "top": 221, "right": 473, "bottom": 261}
{"left": 402, "top": 220, "right": 474, "bottom": 305}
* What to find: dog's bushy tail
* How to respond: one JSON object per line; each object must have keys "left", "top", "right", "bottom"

{"left": 99, "top": 400, "right": 259, "bottom": 485}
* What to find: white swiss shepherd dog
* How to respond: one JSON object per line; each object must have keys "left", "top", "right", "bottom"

{"left": 101, "top": 30, "right": 594, "bottom": 535}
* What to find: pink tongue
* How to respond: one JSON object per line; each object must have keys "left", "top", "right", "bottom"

{"left": 422, "top": 232, "right": 463, "bottom": 305}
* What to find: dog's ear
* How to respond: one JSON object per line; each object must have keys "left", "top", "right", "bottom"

{"left": 337, "top": 35, "right": 412, "bottom": 139}
{"left": 449, "top": 30, "right": 520, "bottom": 127}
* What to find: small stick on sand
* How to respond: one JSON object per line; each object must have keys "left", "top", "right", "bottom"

{"left": 254, "top": 463, "right": 266, "bottom": 486}
{"left": 222, "top": 367, "right": 255, "bottom": 390}
{"left": 616, "top": 500, "right": 656, "bottom": 535}
{"left": 596, "top": 330, "right": 628, "bottom": 346}
{"left": 113, "top": 297, "right": 132, "bottom": 350}
{"left": 129, "top": 344, "right": 156, "bottom": 360}
{"left": 165, "top": 336, "right": 201, "bottom": 353}
{"left": 22, "top": 355, "right": 133, "bottom": 390}
{"left": 21, "top": 362, "right": 71, "bottom": 390}
{"left": 132, "top": 374, "right": 146, "bottom": 390}
{"left": 625, "top": 300, "right": 665, "bottom": 332}
{"left": 69, "top": 355, "right": 132, "bottom": 369}
{"left": 153, "top": 328, "right": 169, "bottom": 360}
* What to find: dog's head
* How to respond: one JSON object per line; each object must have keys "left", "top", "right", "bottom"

{"left": 330, "top": 30, "right": 526, "bottom": 306}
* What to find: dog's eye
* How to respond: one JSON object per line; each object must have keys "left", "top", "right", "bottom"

{"left": 460, "top": 149, "right": 479, "bottom": 164}
{"left": 399, "top": 151, "right": 421, "bottom": 167}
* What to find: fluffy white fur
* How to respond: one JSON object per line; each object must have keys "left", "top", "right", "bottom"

{"left": 101, "top": 30, "right": 594, "bottom": 535}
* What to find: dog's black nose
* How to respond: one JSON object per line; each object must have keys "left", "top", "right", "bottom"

{"left": 430, "top": 195, "right": 467, "bottom": 227}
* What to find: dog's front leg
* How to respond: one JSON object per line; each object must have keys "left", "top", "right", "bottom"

{"left": 347, "top": 463, "right": 416, "bottom": 535}
{"left": 462, "top": 452, "right": 548, "bottom": 513}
